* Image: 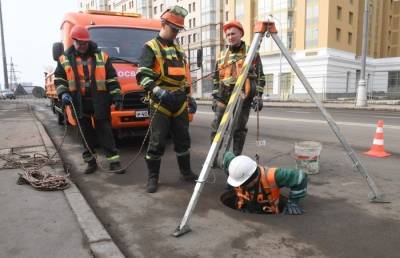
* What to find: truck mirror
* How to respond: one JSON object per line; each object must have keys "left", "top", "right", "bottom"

{"left": 52, "top": 42, "right": 64, "bottom": 61}
{"left": 196, "top": 48, "right": 203, "bottom": 68}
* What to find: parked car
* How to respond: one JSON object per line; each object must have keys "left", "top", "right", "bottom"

{"left": 1, "top": 90, "right": 16, "bottom": 99}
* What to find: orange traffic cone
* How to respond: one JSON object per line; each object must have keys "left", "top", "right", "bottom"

{"left": 364, "top": 120, "right": 392, "bottom": 158}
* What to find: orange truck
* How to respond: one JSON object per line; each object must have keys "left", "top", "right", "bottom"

{"left": 45, "top": 10, "right": 193, "bottom": 137}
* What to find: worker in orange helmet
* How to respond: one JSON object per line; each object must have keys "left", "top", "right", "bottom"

{"left": 54, "top": 25, "right": 124, "bottom": 175}
{"left": 210, "top": 20, "right": 265, "bottom": 159}
{"left": 136, "top": 6, "right": 197, "bottom": 193}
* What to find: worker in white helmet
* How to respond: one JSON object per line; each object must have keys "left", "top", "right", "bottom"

{"left": 223, "top": 152, "right": 308, "bottom": 215}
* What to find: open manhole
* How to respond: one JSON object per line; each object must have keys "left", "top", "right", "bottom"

{"left": 220, "top": 190, "right": 288, "bottom": 214}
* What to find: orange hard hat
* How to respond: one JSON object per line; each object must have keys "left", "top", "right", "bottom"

{"left": 223, "top": 20, "right": 244, "bottom": 36}
{"left": 70, "top": 25, "right": 90, "bottom": 41}
{"left": 160, "top": 5, "right": 188, "bottom": 30}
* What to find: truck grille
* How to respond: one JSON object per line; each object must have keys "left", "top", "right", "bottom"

{"left": 122, "top": 91, "right": 148, "bottom": 110}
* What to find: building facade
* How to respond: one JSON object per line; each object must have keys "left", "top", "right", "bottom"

{"left": 230, "top": 0, "right": 400, "bottom": 100}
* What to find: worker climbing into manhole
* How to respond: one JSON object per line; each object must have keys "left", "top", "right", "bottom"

{"left": 223, "top": 152, "right": 308, "bottom": 215}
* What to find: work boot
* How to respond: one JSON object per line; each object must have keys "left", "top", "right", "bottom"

{"left": 177, "top": 153, "right": 197, "bottom": 182}
{"left": 84, "top": 159, "right": 98, "bottom": 174}
{"left": 110, "top": 161, "right": 125, "bottom": 174}
{"left": 145, "top": 159, "right": 161, "bottom": 193}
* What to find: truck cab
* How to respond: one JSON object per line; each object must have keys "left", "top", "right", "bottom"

{"left": 46, "top": 10, "right": 192, "bottom": 137}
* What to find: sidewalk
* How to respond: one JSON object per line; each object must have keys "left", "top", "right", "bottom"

{"left": 0, "top": 101, "right": 124, "bottom": 258}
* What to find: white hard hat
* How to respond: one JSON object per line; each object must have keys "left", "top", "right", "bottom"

{"left": 227, "top": 155, "right": 258, "bottom": 187}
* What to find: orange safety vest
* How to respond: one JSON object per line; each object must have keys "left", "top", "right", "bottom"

{"left": 145, "top": 38, "right": 191, "bottom": 117}
{"left": 217, "top": 46, "right": 251, "bottom": 98}
{"left": 234, "top": 166, "right": 281, "bottom": 214}
{"left": 59, "top": 52, "right": 108, "bottom": 95}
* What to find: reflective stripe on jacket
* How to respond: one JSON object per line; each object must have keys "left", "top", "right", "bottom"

{"left": 216, "top": 44, "right": 253, "bottom": 99}
{"left": 58, "top": 52, "right": 108, "bottom": 94}
{"left": 143, "top": 38, "right": 191, "bottom": 117}
{"left": 234, "top": 166, "right": 281, "bottom": 214}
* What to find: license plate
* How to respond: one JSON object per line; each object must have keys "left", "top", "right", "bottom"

{"left": 136, "top": 110, "right": 149, "bottom": 118}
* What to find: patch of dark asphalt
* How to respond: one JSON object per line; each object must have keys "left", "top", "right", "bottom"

{"left": 220, "top": 195, "right": 400, "bottom": 258}
{"left": 34, "top": 104, "right": 400, "bottom": 258}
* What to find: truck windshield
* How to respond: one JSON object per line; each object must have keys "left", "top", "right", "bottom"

{"left": 89, "top": 27, "right": 158, "bottom": 63}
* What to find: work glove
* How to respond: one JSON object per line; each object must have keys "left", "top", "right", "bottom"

{"left": 188, "top": 96, "right": 197, "bottom": 114}
{"left": 211, "top": 100, "right": 217, "bottom": 112}
{"left": 61, "top": 93, "right": 72, "bottom": 107}
{"left": 153, "top": 86, "right": 174, "bottom": 105}
{"left": 252, "top": 96, "right": 263, "bottom": 111}
{"left": 283, "top": 200, "right": 304, "bottom": 215}
{"left": 223, "top": 151, "right": 236, "bottom": 172}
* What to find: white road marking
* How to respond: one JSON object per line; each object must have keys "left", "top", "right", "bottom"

{"left": 286, "top": 110, "right": 311, "bottom": 114}
{"left": 372, "top": 115, "right": 400, "bottom": 119}
{"left": 196, "top": 111, "right": 400, "bottom": 130}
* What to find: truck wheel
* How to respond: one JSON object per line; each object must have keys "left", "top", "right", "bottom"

{"left": 51, "top": 100, "right": 56, "bottom": 114}
{"left": 57, "top": 112, "right": 65, "bottom": 125}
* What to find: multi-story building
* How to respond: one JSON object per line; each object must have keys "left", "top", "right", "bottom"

{"left": 78, "top": 0, "right": 108, "bottom": 11}
{"left": 228, "top": 0, "right": 400, "bottom": 100}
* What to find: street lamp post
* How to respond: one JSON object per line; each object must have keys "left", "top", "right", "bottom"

{"left": 356, "top": 0, "right": 369, "bottom": 107}
{"left": 0, "top": 0, "right": 9, "bottom": 90}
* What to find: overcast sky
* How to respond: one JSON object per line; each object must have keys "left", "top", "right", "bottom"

{"left": 0, "top": 0, "right": 78, "bottom": 89}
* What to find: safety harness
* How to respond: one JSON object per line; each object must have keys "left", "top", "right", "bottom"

{"left": 234, "top": 166, "right": 280, "bottom": 214}
{"left": 145, "top": 38, "right": 191, "bottom": 117}
{"left": 59, "top": 52, "right": 110, "bottom": 95}
{"left": 217, "top": 44, "right": 252, "bottom": 99}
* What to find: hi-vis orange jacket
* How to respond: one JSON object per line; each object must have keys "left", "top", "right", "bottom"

{"left": 54, "top": 42, "right": 121, "bottom": 119}
{"left": 212, "top": 41, "right": 265, "bottom": 105}
{"left": 234, "top": 166, "right": 281, "bottom": 214}
{"left": 136, "top": 36, "right": 191, "bottom": 117}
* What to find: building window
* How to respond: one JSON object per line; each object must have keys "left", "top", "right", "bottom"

{"left": 235, "top": 0, "right": 244, "bottom": 20}
{"left": 305, "top": 0, "right": 319, "bottom": 48}
{"left": 160, "top": 4, "right": 163, "bottom": 12}
{"left": 388, "top": 71, "right": 400, "bottom": 93}
{"left": 348, "top": 32, "right": 352, "bottom": 44}
{"left": 336, "top": 28, "right": 341, "bottom": 41}
{"left": 280, "top": 73, "right": 293, "bottom": 95}
{"left": 349, "top": 12, "right": 353, "bottom": 25}
{"left": 193, "top": 18, "right": 196, "bottom": 27}
{"left": 350, "top": 0, "right": 353, "bottom": 4}
{"left": 265, "top": 74, "right": 273, "bottom": 95}
{"left": 193, "top": 2, "right": 196, "bottom": 11}
{"left": 189, "top": 19, "right": 192, "bottom": 28}
{"left": 181, "top": 36, "right": 184, "bottom": 45}
{"left": 345, "top": 71, "right": 351, "bottom": 93}
{"left": 225, "top": 11, "right": 229, "bottom": 21}
{"left": 188, "top": 34, "right": 192, "bottom": 44}
{"left": 189, "top": 3, "right": 192, "bottom": 12}
{"left": 193, "top": 33, "right": 196, "bottom": 42}
{"left": 288, "top": 12, "right": 294, "bottom": 28}
{"left": 337, "top": 6, "right": 342, "bottom": 20}
{"left": 287, "top": 32, "right": 293, "bottom": 49}
{"left": 154, "top": 6, "right": 157, "bottom": 14}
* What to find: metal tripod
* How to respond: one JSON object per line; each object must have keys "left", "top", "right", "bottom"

{"left": 173, "top": 20, "right": 387, "bottom": 238}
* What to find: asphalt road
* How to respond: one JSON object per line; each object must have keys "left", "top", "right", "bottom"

{"left": 27, "top": 99, "right": 400, "bottom": 258}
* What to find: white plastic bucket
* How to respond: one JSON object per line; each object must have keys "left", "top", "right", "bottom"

{"left": 294, "top": 141, "right": 322, "bottom": 175}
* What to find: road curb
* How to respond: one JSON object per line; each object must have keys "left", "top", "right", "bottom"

{"left": 33, "top": 109, "right": 125, "bottom": 258}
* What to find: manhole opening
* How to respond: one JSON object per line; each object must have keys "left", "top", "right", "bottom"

{"left": 220, "top": 190, "right": 288, "bottom": 214}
